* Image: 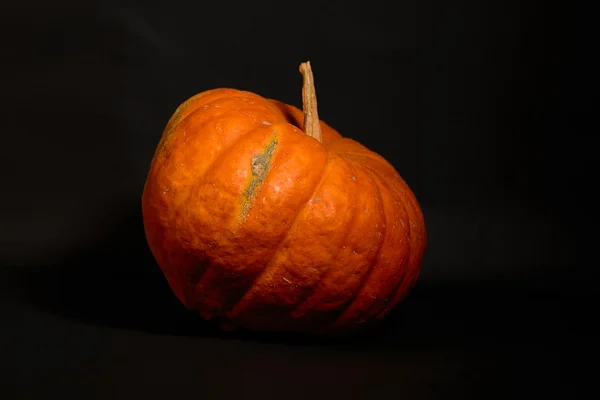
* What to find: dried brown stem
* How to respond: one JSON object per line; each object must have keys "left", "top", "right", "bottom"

{"left": 299, "top": 61, "right": 322, "bottom": 143}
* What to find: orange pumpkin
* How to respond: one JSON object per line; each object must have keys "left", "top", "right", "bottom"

{"left": 142, "top": 62, "right": 426, "bottom": 335}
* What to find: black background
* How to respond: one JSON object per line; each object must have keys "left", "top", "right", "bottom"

{"left": 0, "top": 0, "right": 592, "bottom": 398}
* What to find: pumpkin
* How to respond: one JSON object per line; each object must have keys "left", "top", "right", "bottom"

{"left": 142, "top": 62, "right": 426, "bottom": 335}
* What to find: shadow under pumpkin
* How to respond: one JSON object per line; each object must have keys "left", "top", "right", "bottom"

{"left": 8, "top": 205, "right": 582, "bottom": 348}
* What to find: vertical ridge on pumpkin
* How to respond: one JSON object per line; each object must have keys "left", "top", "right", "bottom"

{"left": 157, "top": 110, "right": 281, "bottom": 316}
{"left": 378, "top": 215, "right": 425, "bottom": 317}
{"left": 185, "top": 126, "right": 285, "bottom": 317}
{"left": 225, "top": 155, "right": 333, "bottom": 323}
{"left": 365, "top": 167, "right": 425, "bottom": 319}
{"left": 268, "top": 160, "right": 385, "bottom": 331}
{"left": 328, "top": 166, "right": 389, "bottom": 327}
{"left": 327, "top": 149, "right": 425, "bottom": 279}
{"left": 232, "top": 154, "right": 362, "bottom": 331}
{"left": 332, "top": 167, "right": 411, "bottom": 329}
{"left": 189, "top": 123, "right": 329, "bottom": 321}
{"left": 365, "top": 170, "right": 414, "bottom": 320}
{"left": 287, "top": 156, "right": 359, "bottom": 324}
{"left": 315, "top": 164, "right": 388, "bottom": 330}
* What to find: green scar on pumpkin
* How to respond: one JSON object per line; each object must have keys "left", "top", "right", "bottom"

{"left": 240, "top": 136, "right": 278, "bottom": 218}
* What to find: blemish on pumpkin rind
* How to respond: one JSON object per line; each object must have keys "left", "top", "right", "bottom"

{"left": 240, "top": 137, "right": 278, "bottom": 219}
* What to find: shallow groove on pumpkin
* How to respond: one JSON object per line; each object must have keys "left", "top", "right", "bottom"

{"left": 325, "top": 165, "right": 387, "bottom": 329}
{"left": 284, "top": 155, "right": 356, "bottom": 324}
{"left": 186, "top": 131, "right": 282, "bottom": 309}
{"left": 331, "top": 166, "right": 390, "bottom": 327}
{"left": 170, "top": 109, "right": 289, "bottom": 307}
{"left": 366, "top": 167, "right": 421, "bottom": 318}
{"left": 279, "top": 159, "right": 385, "bottom": 331}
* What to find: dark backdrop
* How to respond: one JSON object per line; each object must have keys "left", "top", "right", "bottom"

{"left": 0, "top": 0, "right": 591, "bottom": 398}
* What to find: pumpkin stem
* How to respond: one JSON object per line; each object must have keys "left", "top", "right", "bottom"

{"left": 299, "top": 61, "right": 322, "bottom": 143}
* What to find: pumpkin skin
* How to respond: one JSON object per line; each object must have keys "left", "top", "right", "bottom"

{"left": 142, "top": 86, "right": 426, "bottom": 335}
